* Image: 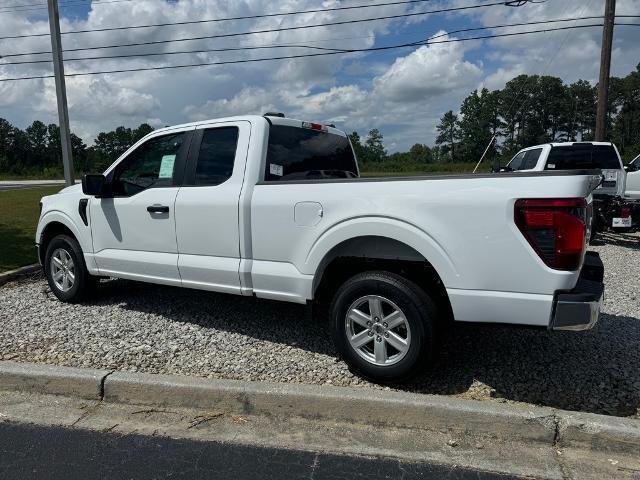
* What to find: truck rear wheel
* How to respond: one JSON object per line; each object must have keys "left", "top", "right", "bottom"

{"left": 44, "top": 234, "right": 94, "bottom": 303}
{"left": 330, "top": 271, "right": 437, "bottom": 383}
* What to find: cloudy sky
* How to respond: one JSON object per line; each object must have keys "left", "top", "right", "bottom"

{"left": 0, "top": 0, "right": 638, "bottom": 151}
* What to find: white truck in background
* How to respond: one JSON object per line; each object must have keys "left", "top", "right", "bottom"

{"left": 36, "top": 114, "right": 605, "bottom": 382}
{"left": 503, "top": 141, "right": 639, "bottom": 233}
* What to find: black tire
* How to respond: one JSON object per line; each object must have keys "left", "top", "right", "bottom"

{"left": 330, "top": 271, "right": 438, "bottom": 383}
{"left": 44, "top": 234, "right": 94, "bottom": 303}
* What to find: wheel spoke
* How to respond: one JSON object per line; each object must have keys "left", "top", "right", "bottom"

{"left": 52, "top": 256, "right": 63, "bottom": 268}
{"left": 62, "top": 275, "right": 69, "bottom": 290}
{"left": 350, "top": 330, "right": 372, "bottom": 349}
{"left": 383, "top": 310, "right": 405, "bottom": 329}
{"left": 53, "top": 270, "right": 63, "bottom": 282}
{"left": 386, "top": 331, "right": 408, "bottom": 353}
{"left": 374, "top": 338, "right": 386, "bottom": 363}
{"left": 368, "top": 297, "right": 383, "bottom": 319}
{"left": 348, "top": 309, "right": 371, "bottom": 328}
{"left": 67, "top": 270, "right": 75, "bottom": 282}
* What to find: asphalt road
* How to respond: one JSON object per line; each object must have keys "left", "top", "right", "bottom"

{"left": 0, "top": 422, "right": 525, "bottom": 480}
{"left": 0, "top": 181, "right": 65, "bottom": 191}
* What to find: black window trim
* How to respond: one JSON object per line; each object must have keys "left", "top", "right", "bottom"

{"left": 182, "top": 125, "right": 240, "bottom": 187}
{"left": 105, "top": 129, "right": 194, "bottom": 197}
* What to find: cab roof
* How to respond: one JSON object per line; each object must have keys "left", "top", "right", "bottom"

{"left": 153, "top": 114, "right": 346, "bottom": 136}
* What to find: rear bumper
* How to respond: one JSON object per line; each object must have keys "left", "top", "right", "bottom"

{"left": 550, "top": 252, "right": 604, "bottom": 331}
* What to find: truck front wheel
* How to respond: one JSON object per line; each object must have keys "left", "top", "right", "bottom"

{"left": 44, "top": 234, "right": 94, "bottom": 303}
{"left": 330, "top": 271, "right": 437, "bottom": 383}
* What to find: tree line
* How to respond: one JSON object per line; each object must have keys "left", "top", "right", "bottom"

{"left": 1, "top": 64, "right": 639, "bottom": 177}
{"left": 351, "top": 64, "right": 640, "bottom": 170}
{"left": 0, "top": 119, "right": 154, "bottom": 177}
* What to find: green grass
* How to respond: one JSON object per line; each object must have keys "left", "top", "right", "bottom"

{"left": 360, "top": 162, "right": 492, "bottom": 177}
{"left": 0, "top": 186, "right": 62, "bottom": 271}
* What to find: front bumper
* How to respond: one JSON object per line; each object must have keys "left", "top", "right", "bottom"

{"left": 550, "top": 252, "right": 605, "bottom": 331}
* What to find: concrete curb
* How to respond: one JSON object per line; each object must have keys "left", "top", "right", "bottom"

{"left": 0, "top": 361, "right": 109, "bottom": 400}
{"left": 0, "top": 361, "right": 638, "bottom": 456}
{"left": 0, "top": 264, "right": 40, "bottom": 286}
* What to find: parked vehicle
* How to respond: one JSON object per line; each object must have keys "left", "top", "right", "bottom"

{"left": 36, "top": 114, "right": 605, "bottom": 382}
{"left": 500, "top": 141, "right": 637, "bottom": 235}
{"left": 625, "top": 153, "right": 640, "bottom": 199}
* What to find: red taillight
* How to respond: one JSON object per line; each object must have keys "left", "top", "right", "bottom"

{"left": 514, "top": 198, "right": 587, "bottom": 271}
{"left": 621, "top": 206, "right": 631, "bottom": 218}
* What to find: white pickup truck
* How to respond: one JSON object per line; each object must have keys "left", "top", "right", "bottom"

{"left": 36, "top": 114, "right": 605, "bottom": 381}
{"left": 503, "top": 142, "right": 639, "bottom": 231}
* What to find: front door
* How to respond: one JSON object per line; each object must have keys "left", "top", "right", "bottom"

{"left": 90, "top": 129, "right": 193, "bottom": 285}
{"left": 174, "top": 121, "right": 250, "bottom": 293}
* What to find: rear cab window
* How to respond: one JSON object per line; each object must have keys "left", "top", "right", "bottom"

{"left": 545, "top": 144, "right": 621, "bottom": 170}
{"left": 264, "top": 124, "right": 358, "bottom": 181}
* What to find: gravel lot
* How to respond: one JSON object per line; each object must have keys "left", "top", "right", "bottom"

{"left": 1, "top": 232, "right": 638, "bottom": 418}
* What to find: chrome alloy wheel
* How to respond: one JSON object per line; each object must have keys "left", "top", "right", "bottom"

{"left": 345, "top": 295, "right": 411, "bottom": 366}
{"left": 50, "top": 247, "right": 75, "bottom": 292}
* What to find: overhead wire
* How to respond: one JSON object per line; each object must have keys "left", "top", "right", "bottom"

{"left": 3, "top": 23, "right": 639, "bottom": 82}
{"left": 0, "top": 1, "right": 509, "bottom": 57}
{"left": 0, "top": 0, "right": 440, "bottom": 37}
{"left": 5, "top": 15, "right": 638, "bottom": 66}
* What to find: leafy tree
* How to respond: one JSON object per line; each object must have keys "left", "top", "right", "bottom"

{"left": 457, "top": 89, "right": 501, "bottom": 163}
{"left": 435, "top": 110, "right": 459, "bottom": 162}
{"left": 408, "top": 143, "right": 432, "bottom": 164}
{"left": 364, "top": 128, "right": 387, "bottom": 162}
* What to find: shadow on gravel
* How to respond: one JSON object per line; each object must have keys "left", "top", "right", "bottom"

{"left": 405, "top": 313, "right": 640, "bottom": 417}
{"left": 89, "top": 279, "right": 639, "bottom": 417}
{"left": 593, "top": 231, "right": 640, "bottom": 250}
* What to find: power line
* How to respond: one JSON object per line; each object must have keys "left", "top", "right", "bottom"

{"left": 4, "top": 23, "right": 638, "bottom": 83}
{"left": 0, "top": 0, "right": 87, "bottom": 9}
{"left": 0, "top": 1, "right": 509, "bottom": 58}
{"left": 6, "top": 15, "right": 637, "bottom": 66}
{"left": 0, "top": 0, "right": 440, "bottom": 38}
{"left": 0, "top": 0, "right": 131, "bottom": 13}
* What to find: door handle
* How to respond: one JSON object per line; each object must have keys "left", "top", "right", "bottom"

{"left": 147, "top": 205, "right": 169, "bottom": 213}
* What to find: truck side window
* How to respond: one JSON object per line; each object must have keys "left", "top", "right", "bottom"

{"left": 111, "top": 132, "right": 185, "bottom": 196}
{"left": 264, "top": 125, "right": 358, "bottom": 181}
{"left": 507, "top": 152, "right": 526, "bottom": 170}
{"left": 194, "top": 127, "right": 239, "bottom": 186}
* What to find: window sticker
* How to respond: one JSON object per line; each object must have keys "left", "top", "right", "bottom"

{"left": 159, "top": 154, "right": 176, "bottom": 178}
{"left": 547, "top": 163, "right": 555, "bottom": 169}
{"left": 269, "top": 163, "right": 284, "bottom": 176}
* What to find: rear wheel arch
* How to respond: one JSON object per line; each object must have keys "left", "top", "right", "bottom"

{"left": 312, "top": 236, "right": 453, "bottom": 326}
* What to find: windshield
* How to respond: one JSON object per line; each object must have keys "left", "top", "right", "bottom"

{"left": 545, "top": 144, "right": 621, "bottom": 170}
{"left": 265, "top": 125, "right": 358, "bottom": 181}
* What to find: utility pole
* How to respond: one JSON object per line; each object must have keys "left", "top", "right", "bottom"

{"left": 595, "top": 0, "right": 616, "bottom": 141}
{"left": 47, "top": 0, "right": 74, "bottom": 186}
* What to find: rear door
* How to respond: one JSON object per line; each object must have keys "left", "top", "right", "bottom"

{"left": 174, "top": 120, "right": 251, "bottom": 293}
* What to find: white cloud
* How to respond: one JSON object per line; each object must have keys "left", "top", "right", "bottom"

{"left": 0, "top": 0, "right": 638, "bottom": 151}
{"left": 373, "top": 32, "right": 482, "bottom": 102}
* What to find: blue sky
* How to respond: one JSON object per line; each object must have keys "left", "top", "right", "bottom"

{"left": 0, "top": 0, "right": 639, "bottom": 151}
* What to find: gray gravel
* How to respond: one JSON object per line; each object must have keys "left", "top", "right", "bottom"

{"left": 1, "top": 231, "right": 638, "bottom": 418}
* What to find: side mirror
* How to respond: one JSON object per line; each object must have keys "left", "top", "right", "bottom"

{"left": 624, "top": 165, "right": 629, "bottom": 172}
{"left": 82, "top": 174, "right": 107, "bottom": 196}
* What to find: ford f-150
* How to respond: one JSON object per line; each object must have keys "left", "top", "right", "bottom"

{"left": 36, "top": 114, "right": 605, "bottom": 381}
